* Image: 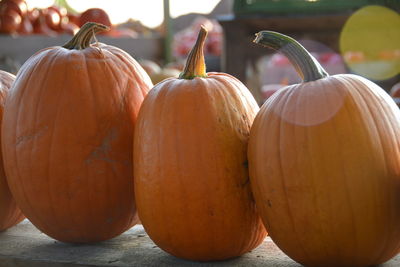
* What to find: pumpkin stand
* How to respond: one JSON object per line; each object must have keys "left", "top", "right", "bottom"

{"left": 0, "top": 19, "right": 400, "bottom": 267}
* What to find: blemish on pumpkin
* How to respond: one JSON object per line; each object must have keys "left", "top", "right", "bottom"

{"left": 242, "top": 160, "right": 249, "bottom": 169}
{"left": 267, "top": 200, "right": 272, "bottom": 207}
{"left": 16, "top": 126, "right": 49, "bottom": 146}
{"left": 241, "top": 177, "right": 250, "bottom": 187}
{"left": 85, "top": 128, "right": 118, "bottom": 164}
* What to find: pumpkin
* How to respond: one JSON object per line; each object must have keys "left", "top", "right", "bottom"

{"left": 0, "top": 9, "right": 21, "bottom": 34}
{"left": 79, "top": 8, "right": 112, "bottom": 29}
{"left": 149, "top": 67, "right": 181, "bottom": 85}
{"left": 0, "top": 0, "right": 28, "bottom": 18}
{"left": 249, "top": 31, "right": 400, "bottom": 266}
{"left": 32, "top": 10, "right": 57, "bottom": 36}
{"left": 137, "top": 59, "right": 161, "bottom": 76}
{"left": 17, "top": 15, "right": 33, "bottom": 35}
{"left": 1, "top": 23, "right": 152, "bottom": 242}
{"left": 0, "top": 70, "right": 25, "bottom": 231}
{"left": 134, "top": 26, "right": 266, "bottom": 261}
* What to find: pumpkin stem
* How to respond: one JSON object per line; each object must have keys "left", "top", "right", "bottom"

{"left": 254, "top": 31, "right": 329, "bottom": 82}
{"left": 179, "top": 26, "right": 208, "bottom": 79}
{"left": 62, "top": 22, "right": 109, "bottom": 50}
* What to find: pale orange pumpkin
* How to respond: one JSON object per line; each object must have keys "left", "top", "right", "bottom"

{"left": 0, "top": 70, "right": 25, "bottom": 231}
{"left": 1, "top": 23, "right": 152, "bottom": 242}
{"left": 134, "top": 26, "right": 266, "bottom": 261}
{"left": 249, "top": 31, "right": 400, "bottom": 267}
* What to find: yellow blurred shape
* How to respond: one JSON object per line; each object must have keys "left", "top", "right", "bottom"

{"left": 340, "top": 5, "right": 400, "bottom": 80}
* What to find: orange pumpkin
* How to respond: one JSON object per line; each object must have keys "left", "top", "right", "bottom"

{"left": 249, "top": 31, "right": 400, "bottom": 266}
{"left": 134, "top": 26, "right": 266, "bottom": 261}
{"left": 0, "top": 70, "right": 25, "bottom": 231}
{"left": 1, "top": 23, "right": 152, "bottom": 242}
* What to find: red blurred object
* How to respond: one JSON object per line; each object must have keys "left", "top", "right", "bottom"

{"left": 43, "top": 8, "right": 61, "bottom": 31}
{"left": 79, "top": 8, "right": 112, "bottom": 28}
{"left": 0, "top": 0, "right": 28, "bottom": 17}
{"left": 390, "top": 82, "right": 400, "bottom": 98}
{"left": 67, "top": 13, "right": 79, "bottom": 26}
{"left": 32, "top": 11, "right": 57, "bottom": 36}
{"left": 27, "top": 8, "right": 40, "bottom": 23}
{"left": 60, "top": 20, "right": 78, "bottom": 35}
{"left": 17, "top": 14, "right": 32, "bottom": 34}
{"left": 48, "top": 5, "right": 67, "bottom": 18}
{"left": 0, "top": 9, "right": 21, "bottom": 33}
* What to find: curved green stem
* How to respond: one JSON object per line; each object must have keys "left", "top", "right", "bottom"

{"left": 254, "top": 31, "right": 329, "bottom": 82}
{"left": 179, "top": 26, "right": 208, "bottom": 80}
{"left": 63, "top": 22, "right": 109, "bottom": 50}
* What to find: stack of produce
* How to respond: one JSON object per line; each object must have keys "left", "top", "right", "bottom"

{"left": 0, "top": 0, "right": 141, "bottom": 37}
{"left": 0, "top": 0, "right": 79, "bottom": 35}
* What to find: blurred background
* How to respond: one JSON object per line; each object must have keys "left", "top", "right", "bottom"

{"left": 0, "top": 0, "right": 399, "bottom": 105}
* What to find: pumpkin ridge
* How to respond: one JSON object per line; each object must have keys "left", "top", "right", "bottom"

{"left": 318, "top": 76, "right": 386, "bottom": 266}
{"left": 347, "top": 77, "right": 391, "bottom": 265}
{"left": 16, "top": 50, "right": 64, "bottom": 234}
{"left": 106, "top": 48, "right": 149, "bottom": 107}
{"left": 215, "top": 75, "right": 258, "bottom": 122}
{"left": 82, "top": 53, "right": 99, "bottom": 239}
{"left": 48, "top": 50, "right": 77, "bottom": 238}
{"left": 101, "top": 52, "right": 129, "bottom": 112}
{"left": 323, "top": 78, "right": 360, "bottom": 266}
{"left": 345, "top": 76, "right": 398, "bottom": 264}
{"left": 5, "top": 67, "right": 31, "bottom": 223}
{"left": 106, "top": 46, "right": 152, "bottom": 108}
{"left": 319, "top": 78, "right": 347, "bottom": 261}
{"left": 86, "top": 54, "right": 132, "bottom": 239}
{"left": 276, "top": 87, "right": 312, "bottom": 262}
{"left": 303, "top": 80, "right": 338, "bottom": 263}
{"left": 142, "top": 79, "right": 175, "bottom": 243}
{"left": 62, "top": 54, "right": 88, "bottom": 240}
{"left": 355, "top": 84, "right": 391, "bottom": 265}
{"left": 73, "top": 52, "right": 97, "bottom": 240}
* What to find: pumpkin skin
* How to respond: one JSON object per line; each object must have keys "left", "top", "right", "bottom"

{"left": 1, "top": 23, "right": 152, "bottom": 242}
{"left": 249, "top": 31, "right": 400, "bottom": 267}
{"left": 0, "top": 70, "right": 25, "bottom": 231}
{"left": 134, "top": 27, "right": 266, "bottom": 261}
